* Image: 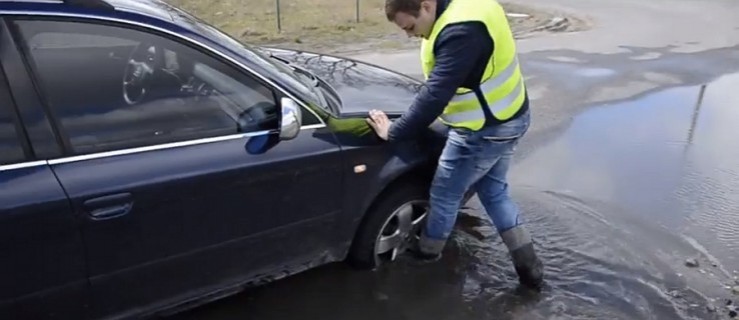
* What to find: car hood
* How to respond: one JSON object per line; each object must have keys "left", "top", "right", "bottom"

{"left": 257, "top": 47, "right": 423, "bottom": 117}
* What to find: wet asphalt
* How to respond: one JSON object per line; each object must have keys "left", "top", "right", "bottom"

{"left": 170, "top": 0, "right": 739, "bottom": 319}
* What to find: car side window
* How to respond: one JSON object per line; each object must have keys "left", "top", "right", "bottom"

{"left": 13, "top": 19, "right": 280, "bottom": 155}
{"left": 0, "top": 66, "right": 26, "bottom": 166}
{"left": 300, "top": 105, "right": 322, "bottom": 126}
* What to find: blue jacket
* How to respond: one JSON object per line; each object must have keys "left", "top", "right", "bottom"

{"left": 387, "top": 0, "right": 529, "bottom": 142}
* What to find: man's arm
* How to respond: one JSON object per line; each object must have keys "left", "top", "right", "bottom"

{"left": 386, "top": 22, "right": 490, "bottom": 142}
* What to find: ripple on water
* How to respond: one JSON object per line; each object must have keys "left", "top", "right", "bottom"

{"left": 513, "top": 71, "right": 739, "bottom": 267}
{"left": 452, "top": 189, "right": 719, "bottom": 320}
{"left": 678, "top": 165, "right": 739, "bottom": 251}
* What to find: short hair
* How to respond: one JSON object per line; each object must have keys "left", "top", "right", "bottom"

{"left": 384, "top": 0, "right": 423, "bottom": 21}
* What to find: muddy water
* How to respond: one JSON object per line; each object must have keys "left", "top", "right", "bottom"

{"left": 170, "top": 74, "right": 739, "bottom": 320}
{"left": 512, "top": 71, "right": 739, "bottom": 270}
{"left": 503, "top": 71, "right": 739, "bottom": 318}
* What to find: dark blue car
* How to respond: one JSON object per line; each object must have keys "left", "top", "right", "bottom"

{"left": 0, "top": 0, "right": 463, "bottom": 318}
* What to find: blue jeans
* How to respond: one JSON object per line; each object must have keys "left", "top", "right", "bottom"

{"left": 419, "top": 109, "right": 531, "bottom": 255}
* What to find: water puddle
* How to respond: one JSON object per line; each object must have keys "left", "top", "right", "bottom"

{"left": 506, "top": 71, "right": 739, "bottom": 318}
{"left": 514, "top": 71, "right": 739, "bottom": 260}
{"left": 527, "top": 60, "right": 618, "bottom": 78}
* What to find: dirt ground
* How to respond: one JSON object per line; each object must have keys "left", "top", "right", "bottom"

{"left": 164, "top": 0, "right": 589, "bottom": 54}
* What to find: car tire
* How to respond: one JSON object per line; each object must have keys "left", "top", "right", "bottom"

{"left": 347, "top": 180, "right": 430, "bottom": 270}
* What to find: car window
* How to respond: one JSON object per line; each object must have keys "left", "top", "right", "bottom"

{"left": 300, "top": 105, "right": 322, "bottom": 126}
{"left": 13, "top": 19, "right": 280, "bottom": 155}
{"left": 0, "top": 66, "right": 26, "bottom": 166}
{"left": 164, "top": 8, "right": 329, "bottom": 112}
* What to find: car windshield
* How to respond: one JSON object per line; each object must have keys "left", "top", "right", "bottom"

{"left": 172, "top": 11, "right": 330, "bottom": 111}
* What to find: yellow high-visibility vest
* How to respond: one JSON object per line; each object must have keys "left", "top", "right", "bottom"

{"left": 420, "top": 0, "right": 526, "bottom": 130}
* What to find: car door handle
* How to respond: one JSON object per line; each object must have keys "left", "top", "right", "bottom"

{"left": 83, "top": 193, "right": 134, "bottom": 221}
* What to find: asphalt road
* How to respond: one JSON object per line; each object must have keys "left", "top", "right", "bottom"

{"left": 171, "top": 0, "right": 739, "bottom": 319}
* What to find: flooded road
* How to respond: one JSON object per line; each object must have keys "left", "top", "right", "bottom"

{"left": 513, "top": 72, "right": 739, "bottom": 266}
{"left": 507, "top": 71, "right": 739, "bottom": 318}
{"left": 168, "top": 0, "right": 739, "bottom": 318}
{"left": 170, "top": 72, "right": 739, "bottom": 320}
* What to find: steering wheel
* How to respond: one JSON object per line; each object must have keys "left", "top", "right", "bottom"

{"left": 122, "top": 42, "right": 160, "bottom": 105}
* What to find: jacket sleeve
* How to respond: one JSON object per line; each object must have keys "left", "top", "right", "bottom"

{"left": 387, "top": 22, "right": 489, "bottom": 142}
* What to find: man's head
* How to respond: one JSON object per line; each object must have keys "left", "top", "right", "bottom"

{"left": 385, "top": 0, "right": 437, "bottom": 39}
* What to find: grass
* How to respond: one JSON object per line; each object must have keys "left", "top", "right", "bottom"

{"left": 163, "top": 0, "right": 559, "bottom": 52}
{"left": 165, "top": 0, "right": 406, "bottom": 51}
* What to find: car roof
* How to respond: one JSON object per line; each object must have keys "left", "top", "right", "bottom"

{"left": 0, "top": 0, "right": 255, "bottom": 70}
{"left": 0, "top": 0, "right": 252, "bottom": 42}
{"left": 0, "top": 0, "right": 176, "bottom": 22}
{"left": 0, "top": 0, "right": 284, "bottom": 81}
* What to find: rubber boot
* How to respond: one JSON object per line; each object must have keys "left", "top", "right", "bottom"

{"left": 501, "top": 225, "right": 544, "bottom": 290}
{"left": 407, "top": 231, "right": 443, "bottom": 264}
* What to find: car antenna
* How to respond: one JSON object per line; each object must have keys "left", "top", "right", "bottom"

{"left": 61, "top": 0, "right": 114, "bottom": 10}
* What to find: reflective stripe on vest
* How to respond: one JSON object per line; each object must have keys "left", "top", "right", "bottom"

{"left": 448, "top": 57, "right": 519, "bottom": 104}
{"left": 440, "top": 78, "right": 523, "bottom": 124}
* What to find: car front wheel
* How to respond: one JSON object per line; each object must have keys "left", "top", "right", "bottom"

{"left": 348, "top": 182, "right": 430, "bottom": 270}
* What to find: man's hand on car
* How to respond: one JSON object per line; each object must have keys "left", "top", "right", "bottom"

{"left": 366, "top": 109, "right": 390, "bottom": 140}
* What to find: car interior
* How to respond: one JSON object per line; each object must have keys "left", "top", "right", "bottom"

{"left": 15, "top": 22, "right": 280, "bottom": 154}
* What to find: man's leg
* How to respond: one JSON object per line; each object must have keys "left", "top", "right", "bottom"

{"left": 416, "top": 129, "right": 499, "bottom": 259}
{"left": 472, "top": 138, "right": 544, "bottom": 289}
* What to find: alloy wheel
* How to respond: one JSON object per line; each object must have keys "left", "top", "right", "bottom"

{"left": 373, "top": 199, "right": 429, "bottom": 265}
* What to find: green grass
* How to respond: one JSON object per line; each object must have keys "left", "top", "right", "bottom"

{"left": 165, "top": 0, "right": 404, "bottom": 50}
{"left": 163, "top": 0, "right": 559, "bottom": 52}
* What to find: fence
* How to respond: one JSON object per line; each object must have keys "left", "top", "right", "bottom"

{"left": 167, "top": 0, "right": 391, "bottom": 40}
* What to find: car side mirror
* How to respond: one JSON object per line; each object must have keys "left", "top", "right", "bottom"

{"left": 279, "top": 97, "right": 302, "bottom": 140}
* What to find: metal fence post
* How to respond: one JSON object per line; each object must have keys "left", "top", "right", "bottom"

{"left": 276, "top": 0, "right": 282, "bottom": 32}
{"left": 356, "top": 0, "right": 360, "bottom": 22}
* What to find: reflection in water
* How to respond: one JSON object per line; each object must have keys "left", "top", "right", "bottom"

{"left": 508, "top": 72, "right": 739, "bottom": 317}
{"left": 513, "top": 72, "right": 739, "bottom": 262}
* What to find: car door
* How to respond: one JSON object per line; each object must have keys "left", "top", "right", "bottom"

{"left": 0, "top": 25, "right": 89, "bottom": 320}
{"left": 7, "top": 16, "right": 344, "bottom": 319}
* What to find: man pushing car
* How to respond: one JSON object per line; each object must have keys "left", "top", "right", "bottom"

{"left": 366, "top": 0, "right": 544, "bottom": 290}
